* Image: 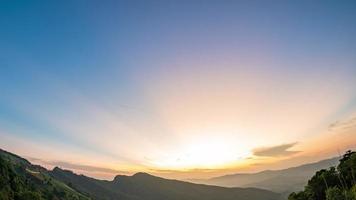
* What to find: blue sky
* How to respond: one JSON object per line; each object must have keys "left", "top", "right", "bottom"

{"left": 1, "top": 0, "right": 356, "bottom": 179}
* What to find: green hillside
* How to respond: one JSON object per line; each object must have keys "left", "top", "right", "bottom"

{"left": 0, "top": 149, "right": 90, "bottom": 200}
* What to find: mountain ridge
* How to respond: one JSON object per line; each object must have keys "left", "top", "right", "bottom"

{"left": 206, "top": 157, "right": 339, "bottom": 180}
{"left": 51, "top": 166, "right": 281, "bottom": 200}
{"left": 0, "top": 148, "right": 281, "bottom": 200}
{"left": 189, "top": 157, "right": 339, "bottom": 197}
{"left": 0, "top": 148, "right": 90, "bottom": 200}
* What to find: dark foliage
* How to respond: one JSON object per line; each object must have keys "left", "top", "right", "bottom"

{"left": 0, "top": 149, "right": 90, "bottom": 200}
{"left": 288, "top": 151, "right": 356, "bottom": 200}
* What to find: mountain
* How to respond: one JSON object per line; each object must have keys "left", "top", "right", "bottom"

{"left": 0, "top": 149, "right": 90, "bottom": 200}
{"left": 51, "top": 168, "right": 281, "bottom": 200}
{"left": 0, "top": 149, "right": 281, "bottom": 200}
{"left": 190, "top": 157, "right": 339, "bottom": 197}
{"left": 50, "top": 167, "right": 136, "bottom": 200}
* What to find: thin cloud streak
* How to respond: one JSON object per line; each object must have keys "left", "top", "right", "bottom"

{"left": 328, "top": 117, "right": 356, "bottom": 132}
{"left": 28, "top": 157, "right": 129, "bottom": 175}
{"left": 253, "top": 142, "right": 301, "bottom": 157}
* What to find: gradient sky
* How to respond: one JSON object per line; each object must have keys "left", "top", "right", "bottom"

{"left": 1, "top": 0, "right": 356, "bottom": 180}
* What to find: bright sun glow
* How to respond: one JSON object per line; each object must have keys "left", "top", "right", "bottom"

{"left": 150, "top": 137, "right": 252, "bottom": 170}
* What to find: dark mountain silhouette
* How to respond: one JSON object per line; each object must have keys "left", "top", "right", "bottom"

{"left": 0, "top": 148, "right": 281, "bottom": 200}
{"left": 51, "top": 168, "right": 281, "bottom": 200}
{"left": 190, "top": 157, "right": 339, "bottom": 197}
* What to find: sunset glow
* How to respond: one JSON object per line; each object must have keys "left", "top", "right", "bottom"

{"left": 0, "top": 0, "right": 356, "bottom": 180}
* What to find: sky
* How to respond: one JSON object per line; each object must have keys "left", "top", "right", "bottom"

{"left": 0, "top": 0, "right": 356, "bottom": 180}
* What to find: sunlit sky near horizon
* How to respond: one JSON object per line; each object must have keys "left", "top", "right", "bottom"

{"left": 1, "top": 0, "right": 356, "bottom": 180}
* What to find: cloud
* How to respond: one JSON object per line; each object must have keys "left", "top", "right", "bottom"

{"left": 50, "top": 161, "right": 127, "bottom": 174}
{"left": 28, "top": 157, "right": 128, "bottom": 174}
{"left": 328, "top": 117, "right": 356, "bottom": 132}
{"left": 253, "top": 142, "right": 300, "bottom": 157}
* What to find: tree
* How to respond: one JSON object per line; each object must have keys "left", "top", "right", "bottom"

{"left": 326, "top": 186, "right": 345, "bottom": 200}
{"left": 288, "top": 150, "right": 356, "bottom": 200}
{"left": 305, "top": 167, "right": 340, "bottom": 200}
{"left": 338, "top": 151, "right": 356, "bottom": 188}
{"left": 288, "top": 191, "right": 310, "bottom": 200}
{"left": 349, "top": 185, "right": 356, "bottom": 200}
{"left": 16, "top": 191, "right": 42, "bottom": 200}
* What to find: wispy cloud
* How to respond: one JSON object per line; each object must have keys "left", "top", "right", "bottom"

{"left": 28, "top": 157, "right": 127, "bottom": 174}
{"left": 253, "top": 142, "right": 300, "bottom": 157}
{"left": 328, "top": 117, "right": 356, "bottom": 132}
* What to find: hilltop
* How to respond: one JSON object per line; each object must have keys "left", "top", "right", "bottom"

{"left": 0, "top": 148, "right": 280, "bottom": 200}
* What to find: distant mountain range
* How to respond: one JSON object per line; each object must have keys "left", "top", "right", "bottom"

{"left": 0, "top": 148, "right": 280, "bottom": 200}
{"left": 189, "top": 157, "right": 339, "bottom": 197}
